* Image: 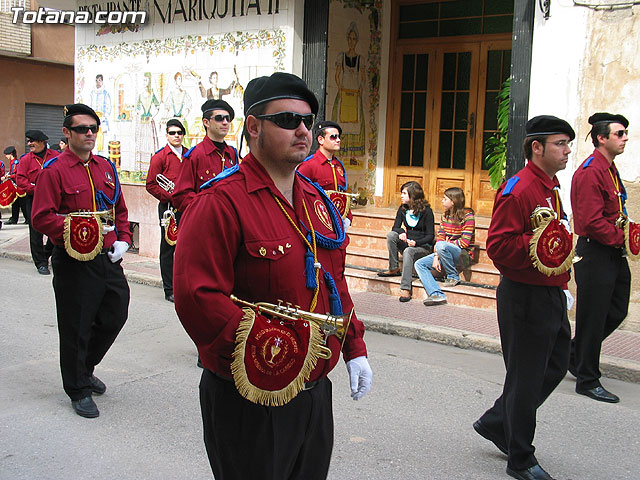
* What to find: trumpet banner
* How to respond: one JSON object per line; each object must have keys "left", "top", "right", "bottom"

{"left": 625, "top": 220, "right": 640, "bottom": 260}
{"left": 63, "top": 214, "right": 104, "bottom": 261}
{"left": 164, "top": 215, "right": 178, "bottom": 246}
{"left": 328, "top": 191, "right": 351, "bottom": 219}
{"left": 0, "top": 179, "right": 17, "bottom": 207}
{"left": 231, "top": 308, "right": 323, "bottom": 407}
{"left": 529, "top": 217, "right": 574, "bottom": 276}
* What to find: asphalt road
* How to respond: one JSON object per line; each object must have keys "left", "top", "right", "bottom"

{"left": 1, "top": 256, "right": 639, "bottom": 480}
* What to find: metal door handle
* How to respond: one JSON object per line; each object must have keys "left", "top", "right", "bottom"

{"left": 469, "top": 112, "right": 475, "bottom": 139}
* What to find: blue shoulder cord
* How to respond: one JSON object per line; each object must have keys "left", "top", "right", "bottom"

{"left": 296, "top": 172, "right": 346, "bottom": 315}
{"left": 95, "top": 160, "right": 122, "bottom": 236}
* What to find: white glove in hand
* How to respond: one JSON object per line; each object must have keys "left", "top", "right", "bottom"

{"left": 560, "top": 218, "right": 572, "bottom": 234}
{"left": 108, "top": 240, "right": 129, "bottom": 263}
{"left": 102, "top": 224, "right": 115, "bottom": 235}
{"left": 343, "top": 217, "right": 351, "bottom": 232}
{"left": 346, "top": 356, "right": 372, "bottom": 400}
{"left": 564, "top": 289, "right": 575, "bottom": 311}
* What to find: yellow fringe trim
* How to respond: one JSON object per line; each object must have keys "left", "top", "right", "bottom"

{"left": 625, "top": 221, "right": 640, "bottom": 261}
{"left": 63, "top": 214, "right": 104, "bottom": 261}
{"left": 529, "top": 219, "right": 574, "bottom": 276}
{"left": 231, "top": 308, "right": 323, "bottom": 407}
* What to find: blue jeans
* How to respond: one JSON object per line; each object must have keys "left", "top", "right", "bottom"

{"left": 415, "top": 241, "right": 462, "bottom": 297}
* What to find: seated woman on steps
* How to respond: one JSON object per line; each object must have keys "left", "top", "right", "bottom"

{"left": 415, "top": 187, "right": 475, "bottom": 306}
{"left": 377, "top": 181, "right": 434, "bottom": 303}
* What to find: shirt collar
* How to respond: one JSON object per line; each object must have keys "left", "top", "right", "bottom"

{"left": 526, "top": 160, "right": 560, "bottom": 191}
{"left": 590, "top": 148, "right": 615, "bottom": 170}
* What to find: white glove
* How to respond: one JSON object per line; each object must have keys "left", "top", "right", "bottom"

{"left": 560, "top": 218, "right": 572, "bottom": 234}
{"left": 564, "top": 289, "right": 575, "bottom": 311}
{"left": 343, "top": 217, "right": 351, "bottom": 232}
{"left": 346, "top": 356, "right": 372, "bottom": 400}
{"left": 102, "top": 224, "right": 115, "bottom": 235}
{"left": 108, "top": 240, "right": 129, "bottom": 263}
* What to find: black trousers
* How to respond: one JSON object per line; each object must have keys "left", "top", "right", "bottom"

{"left": 51, "top": 246, "right": 130, "bottom": 400}
{"left": 478, "top": 277, "right": 570, "bottom": 471}
{"left": 571, "top": 237, "right": 630, "bottom": 390}
{"left": 10, "top": 195, "right": 28, "bottom": 223}
{"left": 200, "top": 369, "right": 334, "bottom": 480}
{"left": 25, "top": 195, "right": 53, "bottom": 268}
{"left": 158, "top": 202, "right": 175, "bottom": 296}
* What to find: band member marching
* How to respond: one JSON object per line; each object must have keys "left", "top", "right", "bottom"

{"left": 146, "top": 118, "right": 185, "bottom": 303}
{"left": 31, "top": 103, "right": 131, "bottom": 419}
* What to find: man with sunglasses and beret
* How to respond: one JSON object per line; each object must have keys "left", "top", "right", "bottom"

{"left": 31, "top": 103, "right": 132, "bottom": 419}
{"left": 474, "top": 116, "right": 576, "bottom": 480}
{"left": 298, "top": 120, "right": 354, "bottom": 230}
{"left": 172, "top": 99, "right": 238, "bottom": 212}
{"left": 146, "top": 119, "right": 186, "bottom": 303}
{"left": 174, "top": 72, "right": 372, "bottom": 480}
{"left": 568, "top": 113, "right": 631, "bottom": 404}
{"left": 16, "top": 129, "right": 57, "bottom": 274}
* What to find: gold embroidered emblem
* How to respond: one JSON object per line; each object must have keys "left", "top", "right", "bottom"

{"left": 259, "top": 247, "right": 267, "bottom": 256}
{"left": 313, "top": 200, "right": 333, "bottom": 231}
{"left": 278, "top": 245, "right": 285, "bottom": 254}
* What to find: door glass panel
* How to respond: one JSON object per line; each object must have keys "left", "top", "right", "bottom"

{"left": 457, "top": 52, "right": 471, "bottom": 89}
{"left": 440, "top": 92, "right": 454, "bottom": 129}
{"left": 438, "top": 131, "right": 452, "bottom": 169}
{"left": 453, "top": 132, "right": 467, "bottom": 169}
{"left": 454, "top": 92, "right": 469, "bottom": 130}
{"left": 481, "top": 48, "right": 511, "bottom": 170}
{"left": 398, "top": 53, "right": 430, "bottom": 168}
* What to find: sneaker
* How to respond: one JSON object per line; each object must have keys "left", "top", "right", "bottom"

{"left": 443, "top": 278, "right": 460, "bottom": 287}
{"left": 423, "top": 294, "right": 447, "bottom": 306}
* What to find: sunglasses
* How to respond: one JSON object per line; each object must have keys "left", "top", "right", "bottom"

{"left": 610, "top": 129, "right": 628, "bottom": 138}
{"left": 328, "top": 133, "right": 341, "bottom": 141}
{"left": 213, "top": 114, "right": 231, "bottom": 122}
{"left": 68, "top": 125, "right": 99, "bottom": 134}
{"left": 167, "top": 130, "right": 185, "bottom": 136}
{"left": 255, "top": 112, "right": 315, "bottom": 130}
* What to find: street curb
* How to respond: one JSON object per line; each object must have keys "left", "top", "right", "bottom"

{"left": 2, "top": 247, "right": 639, "bottom": 384}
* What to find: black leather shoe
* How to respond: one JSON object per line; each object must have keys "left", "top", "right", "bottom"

{"left": 165, "top": 293, "right": 174, "bottom": 303}
{"left": 72, "top": 396, "right": 99, "bottom": 418}
{"left": 5, "top": 219, "right": 17, "bottom": 225}
{"left": 37, "top": 265, "right": 50, "bottom": 275}
{"left": 576, "top": 385, "right": 619, "bottom": 403}
{"left": 506, "top": 464, "right": 555, "bottom": 480}
{"left": 473, "top": 420, "right": 508, "bottom": 455}
{"left": 89, "top": 375, "right": 106, "bottom": 395}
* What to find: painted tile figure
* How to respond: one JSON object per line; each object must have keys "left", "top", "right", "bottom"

{"left": 89, "top": 74, "right": 112, "bottom": 155}
{"left": 136, "top": 72, "right": 160, "bottom": 172}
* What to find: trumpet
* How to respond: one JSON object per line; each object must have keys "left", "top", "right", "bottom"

{"left": 156, "top": 173, "right": 175, "bottom": 193}
{"left": 230, "top": 295, "right": 352, "bottom": 360}
{"left": 68, "top": 210, "right": 114, "bottom": 223}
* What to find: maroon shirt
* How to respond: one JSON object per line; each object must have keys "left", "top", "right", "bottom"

{"left": 31, "top": 149, "right": 132, "bottom": 249}
{"left": 172, "top": 136, "right": 237, "bottom": 211}
{"left": 16, "top": 149, "right": 58, "bottom": 195}
{"left": 146, "top": 144, "right": 184, "bottom": 204}
{"left": 487, "top": 161, "right": 570, "bottom": 287}
{"left": 174, "top": 153, "right": 367, "bottom": 379}
{"left": 571, "top": 149, "right": 625, "bottom": 247}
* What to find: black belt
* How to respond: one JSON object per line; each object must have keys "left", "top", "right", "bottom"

{"left": 210, "top": 370, "right": 321, "bottom": 391}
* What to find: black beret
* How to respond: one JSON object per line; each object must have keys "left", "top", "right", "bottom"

{"left": 59, "top": 138, "right": 68, "bottom": 144}
{"left": 166, "top": 119, "right": 185, "bottom": 131}
{"left": 588, "top": 112, "right": 629, "bottom": 128}
{"left": 201, "top": 99, "right": 234, "bottom": 120}
{"left": 525, "top": 115, "right": 575, "bottom": 141}
{"left": 315, "top": 120, "right": 342, "bottom": 136}
{"left": 244, "top": 72, "right": 319, "bottom": 116}
{"left": 64, "top": 103, "right": 101, "bottom": 126}
{"left": 25, "top": 130, "right": 48, "bottom": 141}
{"left": 4, "top": 146, "right": 16, "bottom": 155}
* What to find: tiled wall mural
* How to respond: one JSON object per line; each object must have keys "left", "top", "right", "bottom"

{"left": 76, "top": 29, "right": 287, "bottom": 183}
{"left": 327, "top": 0, "right": 381, "bottom": 203}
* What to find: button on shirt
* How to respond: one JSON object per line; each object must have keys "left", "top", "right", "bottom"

{"left": 571, "top": 149, "right": 625, "bottom": 247}
{"left": 487, "top": 161, "right": 570, "bottom": 287}
{"left": 172, "top": 135, "right": 237, "bottom": 211}
{"left": 31, "top": 149, "right": 132, "bottom": 249}
{"left": 173, "top": 153, "right": 367, "bottom": 380}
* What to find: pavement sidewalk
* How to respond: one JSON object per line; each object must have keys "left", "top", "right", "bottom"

{"left": 2, "top": 220, "right": 639, "bottom": 383}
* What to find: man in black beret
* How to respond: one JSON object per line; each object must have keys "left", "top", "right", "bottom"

{"left": 174, "top": 72, "right": 371, "bottom": 480}
{"left": 569, "top": 112, "right": 631, "bottom": 403}
{"left": 172, "top": 99, "right": 238, "bottom": 211}
{"left": 16, "top": 129, "right": 57, "bottom": 274}
{"left": 474, "top": 115, "right": 576, "bottom": 480}
{"left": 3, "top": 146, "right": 28, "bottom": 225}
{"left": 146, "top": 118, "right": 187, "bottom": 303}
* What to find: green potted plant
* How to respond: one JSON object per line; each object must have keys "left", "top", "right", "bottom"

{"left": 484, "top": 78, "right": 510, "bottom": 189}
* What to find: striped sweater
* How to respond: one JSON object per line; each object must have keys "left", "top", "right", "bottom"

{"left": 436, "top": 209, "right": 475, "bottom": 250}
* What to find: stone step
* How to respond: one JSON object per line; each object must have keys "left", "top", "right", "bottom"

{"left": 345, "top": 247, "right": 500, "bottom": 286}
{"left": 345, "top": 267, "right": 497, "bottom": 310}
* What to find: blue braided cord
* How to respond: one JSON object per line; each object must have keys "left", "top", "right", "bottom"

{"left": 42, "top": 157, "right": 59, "bottom": 169}
{"left": 183, "top": 146, "right": 196, "bottom": 158}
{"left": 322, "top": 270, "right": 343, "bottom": 315}
{"left": 305, "top": 249, "right": 317, "bottom": 289}
{"left": 200, "top": 162, "right": 240, "bottom": 191}
{"left": 296, "top": 172, "right": 345, "bottom": 250}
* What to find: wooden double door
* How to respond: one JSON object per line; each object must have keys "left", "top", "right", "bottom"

{"left": 383, "top": 38, "right": 511, "bottom": 216}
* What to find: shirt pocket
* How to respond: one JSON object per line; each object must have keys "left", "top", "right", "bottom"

{"left": 196, "top": 167, "right": 215, "bottom": 186}
{"left": 63, "top": 183, "right": 90, "bottom": 212}
{"left": 243, "top": 237, "right": 298, "bottom": 300}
